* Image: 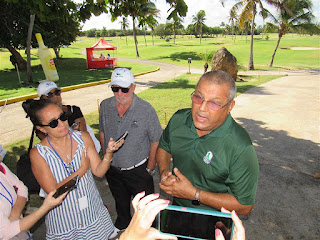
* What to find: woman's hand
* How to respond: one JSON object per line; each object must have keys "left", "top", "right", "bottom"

{"left": 41, "top": 190, "right": 68, "bottom": 212}
{"left": 119, "top": 192, "right": 177, "bottom": 240}
{"left": 215, "top": 208, "right": 246, "bottom": 240}
{"left": 105, "top": 137, "right": 124, "bottom": 154}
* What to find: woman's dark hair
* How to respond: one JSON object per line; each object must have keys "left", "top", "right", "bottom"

{"left": 22, "top": 99, "right": 57, "bottom": 126}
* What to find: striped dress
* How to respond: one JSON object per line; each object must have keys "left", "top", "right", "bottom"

{"left": 36, "top": 131, "right": 114, "bottom": 239}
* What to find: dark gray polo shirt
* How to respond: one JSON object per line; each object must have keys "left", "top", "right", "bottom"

{"left": 99, "top": 94, "right": 162, "bottom": 168}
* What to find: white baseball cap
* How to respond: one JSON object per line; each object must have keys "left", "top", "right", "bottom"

{"left": 37, "top": 81, "right": 60, "bottom": 97}
{"left": 109, "top": 68, "right": 134, "bottom": 88}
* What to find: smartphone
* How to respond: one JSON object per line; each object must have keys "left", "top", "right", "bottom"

{"left": 115, "top": 131, "right": 128, "bottom": 144}
{"left": 53, "top": 175, "right": 79, "bottom": 198}
{"left": 158, "top": 205, "right": 234, "bottom": 240}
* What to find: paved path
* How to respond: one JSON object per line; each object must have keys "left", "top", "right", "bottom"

{"left": 1, "top": 59, "right": 319, "bottom": 239}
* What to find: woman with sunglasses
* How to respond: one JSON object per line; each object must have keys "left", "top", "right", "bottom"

{"left": 26, "top": 99, "right": 124, "bottom": 239}
{"left": 37, "top": 81, "right": 86, "bottom": 136}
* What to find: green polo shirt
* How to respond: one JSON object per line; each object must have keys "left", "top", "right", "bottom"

{"left": 159, "top": 108, "right": 259, "bottom": 210}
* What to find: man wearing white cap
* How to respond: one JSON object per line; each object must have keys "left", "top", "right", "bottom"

{"left": 99, "top": 68, "right": 162, "bottom": 230}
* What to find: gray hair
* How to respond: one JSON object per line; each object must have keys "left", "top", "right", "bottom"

{"left": 196, "top": 70, "right": 237, "bottom": 101}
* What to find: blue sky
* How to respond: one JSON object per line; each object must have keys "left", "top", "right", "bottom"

{"left": 78, "top": 0, "right": 320, "bottom": 31}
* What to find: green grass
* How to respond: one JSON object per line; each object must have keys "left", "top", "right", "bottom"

{"left": 1, "top": 33, "right": 319, "bottom": 100}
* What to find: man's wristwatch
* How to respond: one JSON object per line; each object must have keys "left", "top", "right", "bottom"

{"left": 192, "top": 189, "right": 201, "bottom": 205}
{"left": 146, "top": 168, "right": 155, "bottom": 175}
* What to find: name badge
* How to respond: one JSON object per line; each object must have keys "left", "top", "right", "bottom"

{"left": 79, "top": 196, "right": 88, "bottom": 210}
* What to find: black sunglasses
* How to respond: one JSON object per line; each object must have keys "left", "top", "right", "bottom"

{"left": 38, "top": 112, "right": 69, "bottom": 128}
{"left": 111, "top": 86, "right": 130, "bottom": 93}
{"left": 47, "top": 89, "right": 61, "bottom": 98}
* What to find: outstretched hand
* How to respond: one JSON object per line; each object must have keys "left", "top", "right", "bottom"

{"left": 119, "top": 192, "right": 177, "bottom": 240}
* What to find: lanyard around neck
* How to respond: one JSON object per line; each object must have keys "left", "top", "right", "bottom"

{"left": 0, "top": 180, "right": 13, "bottom": 206}
{"left": 47, "top": 132, "right": 74, "bottom": 176}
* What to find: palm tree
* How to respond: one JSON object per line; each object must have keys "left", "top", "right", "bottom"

{"left": 231, "top": 0, "right": 264, "bottom": 70}
{"left": 192, "top": 10, "right": 206, "bottom": 44}
{"left": 145, "top": 15, "right": 158, "bottom": 45}
{"left": 265, "top": 0, "right": 317, "bottom": 67}
{"left": 167, "top": 17, "right": 184, "bottom": 44}
{"left": 120, "top": 17, "right": 129, "bottom": 45}
{"left": 229, "top": 9, "right": 238, "bottom": 42}
{"left": 138, "top": 2, "right": 159, "bottom": 47}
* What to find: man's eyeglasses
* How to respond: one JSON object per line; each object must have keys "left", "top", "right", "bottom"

{"left": 191, "top": 91, "right": 231, "bottom": 111}
{"left": 111, "top": 86, "right": 130, "bottom": 93}
{"left": 38, "top": 112, "right": 69, "bottom": 128}
{"left": 47, "top": 89, "right": 61, "bottom": 98}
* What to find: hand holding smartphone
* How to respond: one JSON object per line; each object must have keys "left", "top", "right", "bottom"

{"left": 115, "top": 131, "right": 128, "bottom": 144}
{"left": 158, "top": 205, "right": 234, "bottom": 240}
{"left": 53, "top": 175, "right": 79, "bottom": 198}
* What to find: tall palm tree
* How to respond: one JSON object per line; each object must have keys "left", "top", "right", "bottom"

{"left": 169, "top": 16, "right": 184, "bottom": 44}
{"left": 229, "top": 8, "right": 238, "bottom": 42}
{"left": 120, "top": 17, "right": 129, "bottom": 45}
{"left": 138, "top": 2, "right": 159, "bottom": 47}
{"left": 192, "top": 10, "right": 206, "bottom": 44}
{"left": 265, "top": 0, "right": 317, "bottom": 67}
{"left": 230, "top": 0, "right": 279, "bottom": 70}
{"left": 145, "top": 15, "right": 158, "bottom": 45}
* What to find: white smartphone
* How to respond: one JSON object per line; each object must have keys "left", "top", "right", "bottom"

{"left": 115, "top": 131, "right": 128, "bottom": 144}
{"left": 158, "top": 205, "right": 234, "bottom": 240}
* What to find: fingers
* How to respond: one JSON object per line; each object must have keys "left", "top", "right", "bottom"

{"left": 132, "top": 191, "right": 146, "bottom": 212}
{"left": 173, "top": 167, "right": 184, "bottom": 180}
{"left": 148, "top": 228, "right": 178, "bottom": 240}
{"left": 231, "top": 210, "right": 245, "bottom": 240}
{"left": 140, "top": 198, "right": 170, "bottom": 229}
{"left": 107, "top": 137, "right": 124, "bottom": 153}
{"left": 221, "top": 207, "right": 231, "bottom": 214}
{"left": 215, "top": 228, "right": 225, "bottom": 240}
{"left": 136, "top": 193, "right": 160, "bottom": 211}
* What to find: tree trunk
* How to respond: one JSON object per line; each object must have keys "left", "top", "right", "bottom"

{"left": 132, "top": 16, "right": 140, "bottom": 57}
{"left": 144, "top": 27, "right": 147, "bottom": 46}
{"left": 126, "top": 36, "right": 128, "bottom": 46}
{"left": 7, "top": 46, "right": 27, "bottom": 71}
{"left": 173, "top": 25, "right": 176, "bottom": 44}
{"left": 269, "top": 34, "right": 282, "bottom": 67}
{"left": 248, "top": 6, "right": 256, "bottom": 70}
{"left": 26, "top": 14, "right": 35, "bottom": 84}
{"left": 53, "top": 47, "right": 60, "bottom": 59}
{"left": 152, "top": 30, "right": 154, "bottom": 45}
{"left": 200, "top": 25, "right": 202, "bottom": 44}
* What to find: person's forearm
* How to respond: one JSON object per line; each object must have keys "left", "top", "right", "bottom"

{"left": 8, "top": 196, "right": 27, "bottom": 221}
{"left": 19, "top": 204, "right": 49, "bottom": 231}
{"left": 156, "top": 148, "right": 171, "bottom": 175}
{"left": 93, "top": 152, "right": 112, "bottom": 177}
{"left": 199, "top": 190, "right": 253, "bottom": 215}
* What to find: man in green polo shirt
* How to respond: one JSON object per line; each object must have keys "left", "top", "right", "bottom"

{"left": 157, "top": 70, "right": 259, "bottom": 216}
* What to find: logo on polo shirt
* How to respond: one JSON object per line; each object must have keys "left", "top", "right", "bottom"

{"left": 203, "top": 151, "right": 213, "bottom": 164}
